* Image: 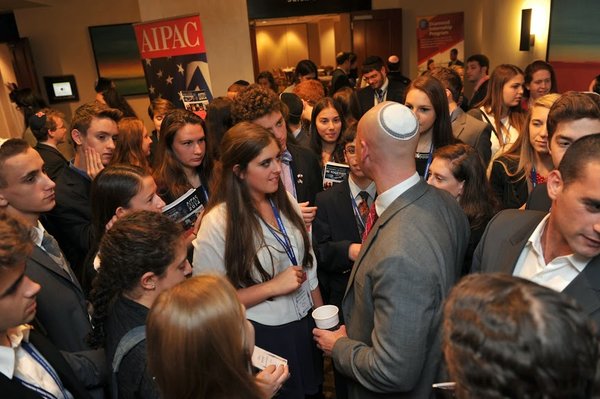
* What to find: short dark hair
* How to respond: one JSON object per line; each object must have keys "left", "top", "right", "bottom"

{"left": 558, "top": 133, "right": 600, "bottom": 187}
{"left": 466, "top": 54, "right": 489, "bottom": 72}
{"left": 361, "top": 56, "right": 385, "bottom": 74}
{"left": 450, "top": 48, "right": 458, "bottom": 55}
{"left": 430, "top": 67, "right": 462, "bottom": 103}
{"left": 547, "top": 91, "right": 600, "bottom": 140}
{"left": 0, "top": 212, "right": 33, "bottom": 272}
{"left": 0, "top": 139, "right": 30, "bottom": 188}
{"left": 444, "top": 273, "right": 600, "bottom": 399}
{"left": 336, "top": 52, "right": 351, "bottom": 66}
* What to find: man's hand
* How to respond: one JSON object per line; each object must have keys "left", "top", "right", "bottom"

{"left": 299, "top": 201, "right": 317, "bottom": 227}
{"left": 348, "top": 243, "right": 362, "bottom": 261}
{"left": 256, "top": 364, "right": 290, "bottom": 398}
{"left": 313, "top": 325, "right": 347, "bottom": 356}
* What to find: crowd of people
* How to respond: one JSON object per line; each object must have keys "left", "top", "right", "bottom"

{"left": 1, "top": 51, "right": 600, "bottom": 399}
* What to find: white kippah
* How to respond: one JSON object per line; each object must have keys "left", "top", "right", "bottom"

{"left": 377, "top": 102, "right": 419, "bottom": 141}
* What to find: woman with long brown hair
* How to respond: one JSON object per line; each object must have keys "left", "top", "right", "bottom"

{"left": 405, "top": 75, "right": 457, "bottom": 177}
{"left": 193, "top": 122, "right": 324, "bottom": 398}
{"left": 111, "top": 117, "right": 153, "bottom": 172}
{"left": 153, "top": 109, "right": 214, "bottom": 204}
{"left": 147, "top": 275, "right": 288, "bottom": 399}
{"left": 469, "top": 64, "right": 527, "bottom": 160}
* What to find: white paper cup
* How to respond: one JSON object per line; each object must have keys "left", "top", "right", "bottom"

{"left": 312, "top": 305, "right": 339, "bottom": 330}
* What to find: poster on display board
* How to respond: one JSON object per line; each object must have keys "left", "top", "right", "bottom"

{"left": 133, "top": 15, "right": 213, "bottom": 118}
{"left": 416, "top": 12, "right": 464, "bottom": 76}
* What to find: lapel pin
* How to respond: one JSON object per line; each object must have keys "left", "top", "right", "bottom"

{"left": 296, "top": 174, "right": 304, "bottom": 184}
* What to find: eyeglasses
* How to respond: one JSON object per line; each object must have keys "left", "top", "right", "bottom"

{"left": 344, "top": 145, "right": 356, "bottom": 156}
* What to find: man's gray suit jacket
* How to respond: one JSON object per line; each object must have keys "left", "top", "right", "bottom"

{"left": 332, "top": 180, "right": 470, "bottom": 398}
{"left": 472, "top": 209, "right": 600, "bottom": 329}
{"left": 451, "top": 107, "right": 492, "bottom": 166}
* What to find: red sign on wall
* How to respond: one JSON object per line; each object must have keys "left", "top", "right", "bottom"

{"left": 134, "top": 15, "right": 206, "bottom": 59}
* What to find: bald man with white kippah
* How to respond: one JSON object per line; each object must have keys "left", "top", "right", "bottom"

{"left": 314, "top": 102, "right": 470, "bottom": 398}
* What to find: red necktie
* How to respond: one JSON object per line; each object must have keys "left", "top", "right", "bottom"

{"left": 357, "top": 191, "right": 370, "bottom": 225}
{"left": 361, "top": 203, "right": 379, "bottom": 242}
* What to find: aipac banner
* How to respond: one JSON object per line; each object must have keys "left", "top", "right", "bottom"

{"left": 134, "top": 15, "right": 213, "bottom": 113}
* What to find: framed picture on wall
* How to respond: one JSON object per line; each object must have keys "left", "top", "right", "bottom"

{"left": 88, "top": 23, "right": 147, "bottom": 96}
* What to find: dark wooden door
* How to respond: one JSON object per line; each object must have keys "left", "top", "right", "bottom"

{"left": 351, "top": 9, "right": 403, "bottom": 72}
{"left": 7, "top": 38, "right": 41, "bottom": 93}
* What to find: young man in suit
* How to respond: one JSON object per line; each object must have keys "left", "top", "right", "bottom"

{"left": 0, "top": 139, "right": 105, "bottom": 396}
{"left": 357, "top": 56, "right": 408, "bottom": 117}
{"left": 465, "top": 54, "right": 490, "bottom": 110}
{"left": 314, "top": 102, "right": 469, "bottom": 398}
{"left": 431, "top": 67, "right": 493, "bottom": 166}
{"left": 43, "top": 102, "right": 122, "bottom": 279}
{"left": 526, "top": 91, "right": 600, "bottom": 211}
{"left": 232, "top": 84, "right": 322, "bottom": 226}
{"left": 312, "top": 126, "right": 375, "bottom": 399}
{"left": 330, "top": 51, "right": 352, "bottom": 95}
{"left": 473, "top": 133, "right": 600, "bottom": 328}
{"left": 30, "top": 109, "right": 69, "bottom": 181}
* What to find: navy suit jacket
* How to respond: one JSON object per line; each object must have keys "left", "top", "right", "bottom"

{"left": 287, "top": 143, "right": 323, "bottom": 205}
{"left": 472, "top": 209, "right": 600, "bottom": 328}
{"left": 34, "top": 143, "right": 68, "bottom": 182}
{"left": 42, "top": 166, "right": 94, "bottom": 280}
{"left": 312, "top": 179, "right": 362, "bottom": 312}
{"left": 0, "top": 330, "right": 92, "bottom": 399}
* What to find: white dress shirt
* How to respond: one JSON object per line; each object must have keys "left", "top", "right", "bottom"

{"left": 375, "top": 172, "right": 420, "bottom": 217}
{"left": 513, "top": 215, "right": 591, "bottom": 292}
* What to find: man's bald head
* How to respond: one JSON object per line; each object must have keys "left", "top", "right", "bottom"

{"left": 357, "top": 102, "right": 419, "bottom": 177}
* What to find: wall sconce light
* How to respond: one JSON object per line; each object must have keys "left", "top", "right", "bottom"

{"left": 520, "top": 8, "right": 535, "bottom": 51}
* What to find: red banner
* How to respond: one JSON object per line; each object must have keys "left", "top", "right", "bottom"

{"left": 134, "top": 15, "right": 206, "bottom": 59}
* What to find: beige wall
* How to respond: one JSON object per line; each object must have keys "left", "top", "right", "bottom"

{"left": 372, "top": 0, "right": 551, "bottom": 95}
{"left": 137, "top": 0, "right": 254, "bottom": 95}
{"left": 0, "top": 44, "right": 24, "bottom": 138}
{"left": 256, "top": 24, "right": 309, "bottom": 72}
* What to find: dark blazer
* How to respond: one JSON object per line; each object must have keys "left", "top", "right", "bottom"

{"left": 451, "top": 107, "right": 492, "bottom": 166}
{"left": 312, "top": 179, "right": 362, "bottom": 313}
{"left": 27, "top": 245, "right": 105, "bottom": 390}
{"left": 43, "top": 166, "right": 93, "bottom": 280}
{"left": 467, "top": 79, "right": 489, "bottom": 110}
{"left": 332, "top": 181, "right": 470, "bottom": 398}
{"left": 0, "top": 330, "right": 92, "bottom": 399}
{"left": 472, "top": 209, "right": 600, "bottom": 328}
{"left": 287, "top": 143, "right": 323, "bottom": 205}
{"left": 331, "top": 68, "right": 351, "bottom": 95}
{"left": 34, "top": 143, "right": 68, "bottom": 181}
{"left": 357, "top": 79, "right": 407, "bottom": 117}
{"left": 526, "top": 182, "right": 551, "bottom": 212}
{"left": 489, "top": 157, "right": 528, "bottom": 209}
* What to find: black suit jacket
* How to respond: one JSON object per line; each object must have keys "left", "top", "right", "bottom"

{"left": 467, "top": 79, "right": 489, "bottom": 110}
{"left": 331, "top": 68, "right": 351, "bottom": 95}
{"left": 472, "top": 209, "right": 600, "bottom": 328}
{"left": 287, "top": 143, "right": 322, "bottom": 205}
{"left": 312, "top": 179, "right": 362, "bottom": 314}
{"left": 0, "top": 330, "right": 92, "bottom": 399}
{"left": 34, "top": 143, "right": 68, "bottom": 182}
{"left": 43, "top": 166, "right": 93, "bottom": 280}
{"left": 357, "top": 79, "right": 407, "bottom": 117}
{"left": 526, "top": 182, "right": 551, "bottom": 212}
{"left": 28, "top": 245, "right": 106, "bottom": 390}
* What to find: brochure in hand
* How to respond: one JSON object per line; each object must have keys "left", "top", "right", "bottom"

{"left": 323, "top": 161, "right": 350, "bottom": 186}
{"left": 162, "top": 187, "right": 206, "bottom": 230}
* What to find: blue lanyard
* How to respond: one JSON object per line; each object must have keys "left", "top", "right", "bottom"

{"left": 265, "top": 199, "right": 298, "bottom": 265}
{"left": 423, "top": 141, "right": 434, "bottom": 179}
{"left": 199, "top": 185, "right": 209, "bottom": 202}
{"left": 350, "top": 193, "right": 366, "bottom": 230}
{"left": 15, "top": 341, "right": 69, "bottom": 399}
{"left": 530, "top": 167, "right": 538, "bottom": 188}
